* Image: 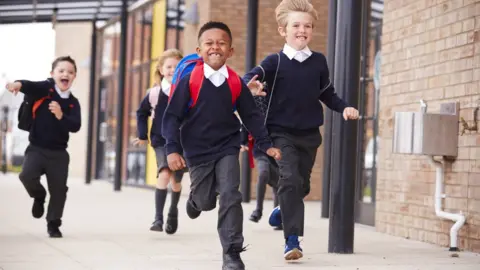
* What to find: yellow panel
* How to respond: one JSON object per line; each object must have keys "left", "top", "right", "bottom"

{"left": 145, "top": 0, "right": 167, "bottom": 187}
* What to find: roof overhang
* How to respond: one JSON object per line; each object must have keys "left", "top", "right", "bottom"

{"left": 0, "top": 0, "right": 136, "bottom": 24}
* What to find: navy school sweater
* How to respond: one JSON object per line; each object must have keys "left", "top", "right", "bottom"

{"left": 136, "top": 89, "right": 169, "bottom": 148}
{"left": 162, "top": 72, "right": 273, "bottom": 167}
{"left": 17, "top": 79, "right": 81, "bottom": 150}
{"left": 243, "top": 51, "right": 349, "bottom": 136}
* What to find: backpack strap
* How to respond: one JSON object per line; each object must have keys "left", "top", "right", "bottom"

{"left": 226, "top": 66, "right": 242, "bottom": 105}
{"left": 170, "top": 58, "right": 203, "bottom": 101}
{"left": 32, "top": 97, "right": 48, "bottom": 119}
{"left": 32, "top": 88, "right": 55, "bottom": 119}
{"left": 188, "top": 62, "right": 205, "bottom": 108}
{"left": 187, "top": 64, "right": 242, "bottom": 109}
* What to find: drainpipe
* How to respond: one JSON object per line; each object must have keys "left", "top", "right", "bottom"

{"left": 428, "top": 156, "right": 466, "bottom": 251}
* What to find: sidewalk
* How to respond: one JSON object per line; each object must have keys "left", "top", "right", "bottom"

{"left": 0, "top": 173, "right": 479, "bottom": 270}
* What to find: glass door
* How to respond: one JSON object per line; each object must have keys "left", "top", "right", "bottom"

{"left": 355, "top": 0, "right": 383, "bottom": 226}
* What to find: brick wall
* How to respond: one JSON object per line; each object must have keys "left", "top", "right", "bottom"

{"left": 183, "top": 0, "right": 329, "bottom": 201}
{"left": 377, "top": 0, "right": 480, "bottom": 252}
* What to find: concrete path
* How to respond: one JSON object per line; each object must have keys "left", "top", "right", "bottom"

{"left": 0, "top": 173, "right": 479, "bottom": 269}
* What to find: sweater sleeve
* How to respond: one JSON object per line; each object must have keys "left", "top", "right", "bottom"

{"left": 236, "top": 81, "right": 273, "bottom": 153}
{"left": 162, "top": 75, "right": 191, "bottom": 155}
{"left": 317, "top": 53, "right": 349, "bottom": 113}
{"left": 136, "top": 93, "right": 152, "bottom": 140}
{"left": 59, "top": 98, "right": 81, "bottom": 133}
{"left": 16, "top": 79, "right": 52, "bottom": 100}
{"left": 242, "top": 53, "right": 279, "bottom": 90}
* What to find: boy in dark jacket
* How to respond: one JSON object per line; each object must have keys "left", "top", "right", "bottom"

{"left": 6, "top": 56, "right": 81, "bottom": 238}
{"left": 162, "top": 21, "right": 281, "bottom": 270}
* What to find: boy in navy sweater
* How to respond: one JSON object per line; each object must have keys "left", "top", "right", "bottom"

{"left": 244, "top": 0, "right": 359, "bottom": 261}
{"left": 6, "top": 56, "right": 81, "bottom": 238}
{"left": 162, "top": 21, "right": 281, "bottom": 270}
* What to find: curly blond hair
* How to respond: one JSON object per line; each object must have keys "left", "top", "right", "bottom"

{"left": 154, "top": 48, "right": 183, "bottom": 85}
{"left": 275, "top": 0, "right": 318, "bottom": 27}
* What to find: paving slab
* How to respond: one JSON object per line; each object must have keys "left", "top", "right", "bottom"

{"left": 0, "top": 173, "right": 479, "bottom": 269}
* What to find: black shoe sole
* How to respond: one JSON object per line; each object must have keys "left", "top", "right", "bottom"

{"left": 47, "top": 228, "right": 63, "bottom": 238}
{"left": 249, "top": 215, "right": 261, "bottom": 223}
{"left": 165, "top": 215, "right": 178, "bottom": 235}
{"left": 222, "top": 262, "right": 246, "bottom": 270}
{"left": 150, "top": 224, "right": 163, "bottom": 232}
{"left": 32, "top": 200, "right": 45, "bottom": 219}
{"left": 48, "top": 232, "right": 63, "bottom": 238}
{"left": 186, "top": 201, "right": 201, "bottom": 219}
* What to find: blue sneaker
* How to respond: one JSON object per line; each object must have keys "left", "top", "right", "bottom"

{"left": 268, "top": 206, "right": 282, "bottom": 227}
{"left": 284, "top": 235, "right": 303, "bottom": 260}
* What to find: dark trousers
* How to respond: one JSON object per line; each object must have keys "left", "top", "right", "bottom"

{"left": 188, "top": 154, "right": 243, "bottom": 253}
{"left": 255, "top": 155, "right": 279, "bottom": 211}
{"left": 19, "top": 144, "right": 70, "bottom": 222}
{"left": 271, "top": 131, "right": 322, "bottom": 239}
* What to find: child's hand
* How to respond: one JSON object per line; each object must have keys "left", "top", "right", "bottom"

{"left": 343, "top": 107, "right": 359, "bottom": 120}
{"left": 266, "top": 147, "right": 282, "bottom": 160}
{"left": 49, "top": 101, "right": 63, "bottom": 120}
{"left": 240, "top": 145, "right": 249, "bottom": 152}
{"left": 167, "top": 153, "right": 186, "bottom": 171}
{"left": 133, "top": 138, "right": 148, "bottom": 146}
{"left": 5, "top": 82, "right": 21, "bottom": 96}
{"left": 247, "top": 75, "right": 266, "bottom": 97}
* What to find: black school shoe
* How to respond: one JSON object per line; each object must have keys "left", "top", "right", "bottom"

{"left": 150, "top": 219, "right": 163, "bottom": 232}
{"left": 222, "top": 247, "right": 246, "bottom": 270}
{"left": 165, "top": 211, "right": 178, "bottom": 235}
{"left": 47, "top": 220, "right": 63, "bottom": 238}
{"left": 32, "top": 198, "right": 45, "bottom": 219}
{"left": 186, "top": 200, "right": 201, "bottom": 219}
{"left": 249, "top": 209, "right": 262, "bottom": 223}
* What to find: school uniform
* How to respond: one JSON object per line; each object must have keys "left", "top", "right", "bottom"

{"left": 137, "top": 79, "right": 184, "bottom": 181}
{"left": 16, "top": 78, "right": 81, "bottom": 236}
{"left": 244, "top": 44, "right": 348, "bottom": 241}
{"left": 240, "top": 96, "right": 279, "bottom": 223}
{"left": 162, "top": 63, "right": 272, "bottom": 255}
{"left": 136, "top": 78, "right": 183, "bottom": 233}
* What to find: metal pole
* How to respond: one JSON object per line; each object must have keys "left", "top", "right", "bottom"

{"left": 85, "top": 20, "right": 97, "bottom": 185}
{"left": 328, "top": 0, "right": 362, "bottom": 254}
{"left": 321, "top": 0, "right": 338, "bottom": 219}
{"left": 114, "top": 0, "right": 128, "bottom": 191}
{"left": 175, "top": 0, "right": 181, "bottom": 49}
{"left": 241, "top": 0, "right": 258, "bottom": 203}
{"left": 1, "top": 106, "right": 8, "bottom": 174}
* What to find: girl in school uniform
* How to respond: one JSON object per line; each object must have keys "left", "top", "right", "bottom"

{"left": 135, "top": 49, "right": 184, "bottom": 235}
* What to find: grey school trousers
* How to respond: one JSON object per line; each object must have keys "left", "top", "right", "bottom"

{"left": 188, "top": 154, "right": 244, "bottom": 253}
{"left": 19, "top": 144, "right": 70, "bottom": 223}
{"left": 271, "top": 130, "right": 322, "bottom": 239}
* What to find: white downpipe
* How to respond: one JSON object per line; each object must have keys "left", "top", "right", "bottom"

{"left": 428, "top": 156, "right": 466, "bottom": 251}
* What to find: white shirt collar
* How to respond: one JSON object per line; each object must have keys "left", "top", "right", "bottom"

{"left": 282, "top": 43, "right": 312, "bottom": 62}
{"left": 161, "top": 78, "right": 171, "bottom": 96}
{"left": 203, "top": 63, "right": 229, "bottom": 87}
{"left": 204, "top": 63, "right": 229, "bottom": 79}
{"left": 54, "top": 84, "right": 71, "bottom": 99}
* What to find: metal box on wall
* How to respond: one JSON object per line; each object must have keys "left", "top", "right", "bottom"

{"left": 392, "top": 102, "right": 459, "bottom": 157}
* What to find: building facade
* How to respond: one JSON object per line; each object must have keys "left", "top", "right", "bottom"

{"left": 90, "top": 0, "right": 185, "bottom": 187}
{"left": 377, "top": 0, "right": 480, "bottom": 253}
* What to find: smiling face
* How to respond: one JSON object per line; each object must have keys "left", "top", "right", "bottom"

{"left": 50, "top": 61, "right": 76, "bottom": 91}
{"left": 160, "top": 57, "right": 180, "bottom": 84}
{"left": 278, "top": 11, "right": 314, "bottom": 51}
{"left": 196, "top": 28, "right": 234, "bottom": 70}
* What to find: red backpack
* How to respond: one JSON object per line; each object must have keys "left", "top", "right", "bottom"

{"left": 169, "top": 55, "right": 242, "bottom": 109}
